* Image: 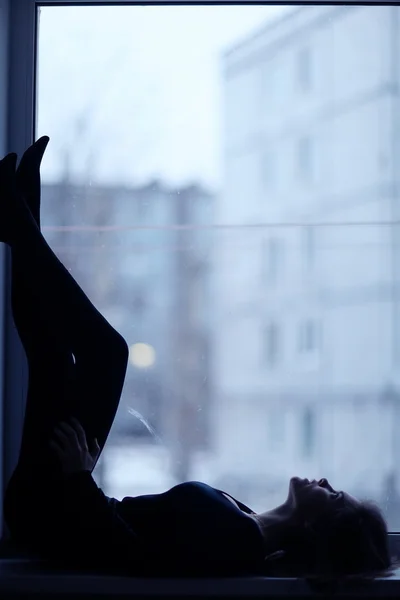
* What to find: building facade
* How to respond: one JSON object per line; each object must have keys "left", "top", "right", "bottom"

{"left": 214, "top": 4, "right": 400, "bottom": 516}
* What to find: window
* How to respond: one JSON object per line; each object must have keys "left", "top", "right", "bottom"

{"left": 4, "top": 2, "right": 400, "bottom": 537}
{"left": 301, "top": 407, "right": 316, "bottom": 459}
{"left": 261, "top": 60, "right": 277, "bottom": 106}
{"left": 303, "top": 226, "right": 315, "bottom": 270}
{"left": 297, "top": 46, "right": 312, "bottom": 92}
{"left": 262, "top": 238, "right": 280, "bottom": 285}
{"left": 261, "top": 148, "right": 276, "bottom": 189}
{"left": 298, "top": 319, "right": 319, "bottom": 354}
{"left": 268, "top": 408, "right": 285, "bottom": 452}
{"left": 297, "top": 135, "right": 314, "bottom": 182}
{"left": 263, "top": 322, "right": 280, "bottom": 368}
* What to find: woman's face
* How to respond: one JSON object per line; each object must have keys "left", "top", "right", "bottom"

{"left": 288, "top": 477, "right": 359, "bottom": 519}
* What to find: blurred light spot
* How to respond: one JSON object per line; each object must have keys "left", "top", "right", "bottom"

{"left": 129, "top": 343, "right": 156, "bottom": 369}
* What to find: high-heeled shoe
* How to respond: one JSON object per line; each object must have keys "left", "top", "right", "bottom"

{"left": 16, "top": 136, "right": 50, "bottom": 229}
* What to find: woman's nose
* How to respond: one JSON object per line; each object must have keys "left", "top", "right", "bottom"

{"left": 320, "top": 478, "right": 335, "bottom": 492}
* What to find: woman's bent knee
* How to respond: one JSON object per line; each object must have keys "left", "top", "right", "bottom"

{"left": 114, "top": 333, "right": 129, "bottom": 364}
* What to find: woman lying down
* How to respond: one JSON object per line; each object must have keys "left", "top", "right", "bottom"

{"left": 0, "top": 138, "right": 391, "bottom": 578}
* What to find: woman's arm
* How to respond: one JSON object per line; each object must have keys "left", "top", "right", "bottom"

{"left": 50, "top": 418, "right": 145, "bottom": 571}
{"left": 60, "top": 470, "right": 142, "bottom": 570}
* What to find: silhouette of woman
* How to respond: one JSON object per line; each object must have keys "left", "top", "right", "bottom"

{"left": 0, "top": 140, "right": 391, "bottom": 578}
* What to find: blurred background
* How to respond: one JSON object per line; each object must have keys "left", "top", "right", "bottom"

{"left": 36, "top": 4, "right": 400, "bottom": 529}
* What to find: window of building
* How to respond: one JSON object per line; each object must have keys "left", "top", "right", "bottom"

{"left": 263, "top": 322, "right": 280, "bottom": 368}
{"left": 262, "top": 238, "right": 280, "bottom": 285}
{"left": 261, "top": 148, "right": 276, "bottom": 189}
{"left": 303, "top": 226, "right": 315, "bottom": 270}
{"left": 262, "top": 60, "right": 276, "bottom": 105}
{"left": 268, "top": 408, "right": 285, "bottom": 452}
{"left": 298, "top": 319, "right": 319, "bottom": 354}
{"left": 297, "top": 46, "right": 312, "bottom": 92}
{"left": 297, "top": 135, "right": 314, "bottom": 182}
{"left": 301, "top": 406, "right": 316, "bottom": 459}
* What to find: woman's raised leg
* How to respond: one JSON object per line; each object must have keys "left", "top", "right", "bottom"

{"left": 10, "top": 138, "right": 77, "bottom": 466}
{"left": 1, "top": 144, "right": 128, "bottom": 466}
{"left": 1, "top": 142, "right": 128, "bottom": 548}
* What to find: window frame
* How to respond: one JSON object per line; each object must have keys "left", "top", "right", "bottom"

{"left": 2, "top": 0, "right": 38, "bottom": 536}
{"left": 2, "top": 0, "right": 400, "bottom": 584}
{"left": 0, "top": 0, "right": 10, "bottom": 542}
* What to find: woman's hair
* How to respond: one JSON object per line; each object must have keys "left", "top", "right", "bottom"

{"left": 264, "top": 500, "right": 391, "bottom": 579}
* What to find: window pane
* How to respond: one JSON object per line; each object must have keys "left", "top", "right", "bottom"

{"left": 36, "top": 4, "right": 400, "bottom": 531}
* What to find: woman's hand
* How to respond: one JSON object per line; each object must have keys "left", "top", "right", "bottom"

{"left": 50, "top": 417, "right": 100, "bottom": 475}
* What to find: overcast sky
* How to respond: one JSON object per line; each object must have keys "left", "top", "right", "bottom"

{"left": 36, "top": 4, "right": 292, "bottom": 191}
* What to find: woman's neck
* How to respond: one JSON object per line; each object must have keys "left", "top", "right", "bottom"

{"left": 253, "top": 502, "right": 296, "bottom": 556}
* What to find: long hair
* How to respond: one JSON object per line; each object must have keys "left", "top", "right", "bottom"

{"left": 263, "top": 500, "right": 392, "bottom": 581}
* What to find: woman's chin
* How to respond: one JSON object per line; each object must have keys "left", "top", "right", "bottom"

{"left": 290, "top": 476, "right": 309, "bottom": 489}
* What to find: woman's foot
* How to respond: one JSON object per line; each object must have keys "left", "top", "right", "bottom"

{"left": 16, "top": 136, "right": 49, "bottom": 230}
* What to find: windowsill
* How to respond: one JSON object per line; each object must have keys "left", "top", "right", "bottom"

{"left": 0, "top": 535, "right": 398, "bottom": 597}
{"left": 0, "top": 559, "right": 399, "bottom": 597}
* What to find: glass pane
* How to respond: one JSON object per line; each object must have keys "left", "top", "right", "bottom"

{"left": 36, "top": 4, "right": 400, "bottom": 531}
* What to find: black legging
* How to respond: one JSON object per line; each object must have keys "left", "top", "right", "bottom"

{"left": 3, "top": 149, "right": 129, "bottom": 548}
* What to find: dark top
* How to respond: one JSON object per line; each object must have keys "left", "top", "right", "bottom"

{"left": 52, "top": 473, "right": 265, "bottom": 575}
